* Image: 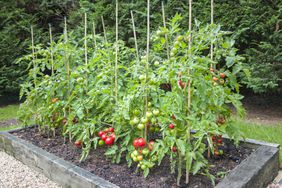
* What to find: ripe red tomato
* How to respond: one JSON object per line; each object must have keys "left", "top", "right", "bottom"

{"left": 212, "top": 76, "right": 218, "bottom": 82}
{"left": 101, "top": 134, "right": 107, "bottom": 141}
{"left": 178, "top": 80, "right": 185, "bottom": 89}
{"left": 98, "top": 131, "right": 104, "bottom": 137}
{"left": 110, "top": 133, "right": 116, "bottom": 140}
{"left": 133, "top": 139, "right": 139, "bottom": 148}
{"left": 105, "top": 137, "right": 114, "bottom": 145}
{"left": 217, "top": 139, "right": 222, "bottom": 144}
{"left": 169, "top": 123, "right": 175, "bottom": 129}
{"left": 172, "top": 146, "right": 177, "bottom": 152}
{"left": 75, "top": 140, "right": 81, "bottom": 148}
{"left": 219, "top": 73, "right": 225, "bottom": 78}
{"left": 138, "top": 138, "right": 146, "bottom": 148}
{"left": 108, "top": 127, "right": 114, "bottom": 132}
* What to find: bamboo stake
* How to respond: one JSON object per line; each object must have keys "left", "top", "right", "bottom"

{"left": 161, "top": 1, "right": 170, "bottom": 59}
{"left": 30, "top": 26, "right": 36, "bottom": 86}
{"left": 144, "top": 0, "right": 150, "bottom": 141}
{"left": 84, "top": 13, "right": 88, "bottom": 65}
{"left": 101, "top": 16, "right": 108, "bottom": 43}
{"left": 64, "top": 17, "right": 71, "bottom": 142}
{"left": 49, "top": 24, "right": 54, "bottom": 75}
{"left": 185, "top": 0, "right": 193, "bottom": 185}
{"left": 208, "top": 0, "right": 215, "bottom": 159}
{"left": 210, "top": 0, "right": 214, "bottom": 68}
{"left": 92, "top": 21, "right": 97, "bottom": 48}
{"left": 114, "top": 0, "right": 119, "bottom": 102}
{"left": 130, "top": 10, "right": 140, "bottom": 73}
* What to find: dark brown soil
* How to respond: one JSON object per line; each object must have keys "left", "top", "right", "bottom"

{"left": 12, "top": 126, "right": 254, "bottom": 188}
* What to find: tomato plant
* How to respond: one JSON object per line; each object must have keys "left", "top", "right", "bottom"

{"left": 18, "top": 12, "right": 247, "bottom": 185}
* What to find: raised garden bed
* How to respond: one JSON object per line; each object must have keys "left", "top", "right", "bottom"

{"left": 0, "top": 126, "right": 279, "bottom": 188}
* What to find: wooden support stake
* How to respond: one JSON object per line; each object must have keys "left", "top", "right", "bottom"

{"left": 49, "top": 24, "right": 54, "bottom": 75}
{"left": 30, "top": 26, "right": 36, "bottom": 86}
{"left": 130, "top": 10, "right": 140, "bottom": 74}
{"left": 92, "top": 21, "right": 97, "bottom": 48}
{"left": 114, "top": 0, "right": 119, "bottom": 102}
{"left": 101, "top": 16, "right": 107, "bottom": 43}
{"left": 161, "top": 1, "right": 170, "bottom": 59}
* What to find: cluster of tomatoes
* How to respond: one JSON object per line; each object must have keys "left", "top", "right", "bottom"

{"left": 212, "top": 134, "right": 224, "bottom": 156}
{"left": 131, "top": 138, "right": 156, "bottom": 170}
{"left": 129, "top": 104, "right": 161, "bottom": 133}
{"left": 210, "top": 68, "right": 226, "bottom": 86}
{"left": 98, "top": 127, "right": 116, "bottom": 146}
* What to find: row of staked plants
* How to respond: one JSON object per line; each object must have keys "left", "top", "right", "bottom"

{"left": 18, "top": 2, "right": 247, "bottom": 185}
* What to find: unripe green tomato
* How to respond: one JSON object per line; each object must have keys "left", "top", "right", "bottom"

{"left": 137, "top": 163, "right": 141, "bottom": 167}
{"left": 170, "top": 129, "right": 175, "bottom": 134}
{"left": 139, "top": 74, "right": 146, "bottom": 81}
{"left": 133, "top": 150, "right": 139, "bottom": 156}
{"left": 141, "top": 117, "right": 149, "bottom": 124}
{"left": 137, "top": 155, "right": 143, "bottom": 161}
{"left": 170, "top": 51, "right": 175, "bottom": 57}
{"left": 133, "top": 109, "right": 140, "bottom": 116}
{"left": 133, "top": 156, "right": 138, "bottom": 162}
{"left": 44, "top": 75, "right": 49, "bottom": 79}
{"left": 131, "top": 153, "right": 135, "bottom": 159}
{"left": 137, "top": 123, "right": 145, "bottom": 130}
{"left": 155, "top": 127, "right": 160, "bottom": 132}
{"left": 129, "top": 120, "right": 135, "bottom": 126}
{"left": 146, "top": 111, "right": 153, "bottom": 119}
{"left": 132, "top": 117, "right": 139, "bottom": 125}
{"left": 219, "top": 150, "right": 224, "bottom": 155}
{"left": 142, "top": 148, "right": 150, "bottom": 156}
{"left": 151, "top": 118, "right": 157, "bottom": 124}
{"left": 152, "top": 109, "right": 160, "bottom": 116}
{"left": 140, "top": 59, "right": 146, "bottom": 64}
{"left": 148, "top": 102, "right": 152, "bottom": 107}
{"left": 154, "top": 61, "right": 160, "bottom": 66}
{"left": 141, "top": 164, "right": 147, "bottom": 170}
{"left": 98, "top": 140, "right": 105, "bottom": 146}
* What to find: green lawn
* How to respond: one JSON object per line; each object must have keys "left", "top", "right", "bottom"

{"left": 235, "top": 118, "right": 282, "bottom": 162}
{"left": 0, "top": 104, "right": 19, "bottom": 121}
{"left": 0, "top": 104, "right": 21, "bottom": 131}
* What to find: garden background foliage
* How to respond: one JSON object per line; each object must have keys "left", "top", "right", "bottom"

{"left": 0, "top": 0, "right": 281, "bottom": 97}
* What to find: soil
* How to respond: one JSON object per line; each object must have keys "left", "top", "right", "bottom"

{"left": 12, "top": 126, "right": 254, "bottom": 188}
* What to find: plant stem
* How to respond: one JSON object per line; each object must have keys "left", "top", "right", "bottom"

{"left": 101, "top": 16, "right": 107, "bottom": 43}
{"left": 92, "top": 21, "right": 97, "bottom": 48}
{"left": 177, "top": 152, "right": 182, "bottom": 186}
{"left": 161, "top": 1, "right": 170, "bottom": 59}
{"left": 130, "top": 10, "right": 139, "bottom": 75}
{"left": 30, "top": 25, "right": 36, "bottom": 87}
{"left": 49, "top": 24, "right": 54, "bottom": 75}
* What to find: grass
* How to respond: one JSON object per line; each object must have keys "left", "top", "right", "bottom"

{"left": 0, "top": 104, "right": 19, "bottom": 121}
{"left": 0, "top": 104, "right": 21, "bottom": 131}
{"left": 234, "top": 118, "right": 282, "bottom": 163}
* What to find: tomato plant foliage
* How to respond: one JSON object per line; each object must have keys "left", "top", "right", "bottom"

{"left": 19, "top": 14, "right": 246, "bottom": 184}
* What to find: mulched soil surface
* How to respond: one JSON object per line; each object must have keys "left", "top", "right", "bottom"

{"left": 12, "top": 126, "right": 254, "bottom": 188}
